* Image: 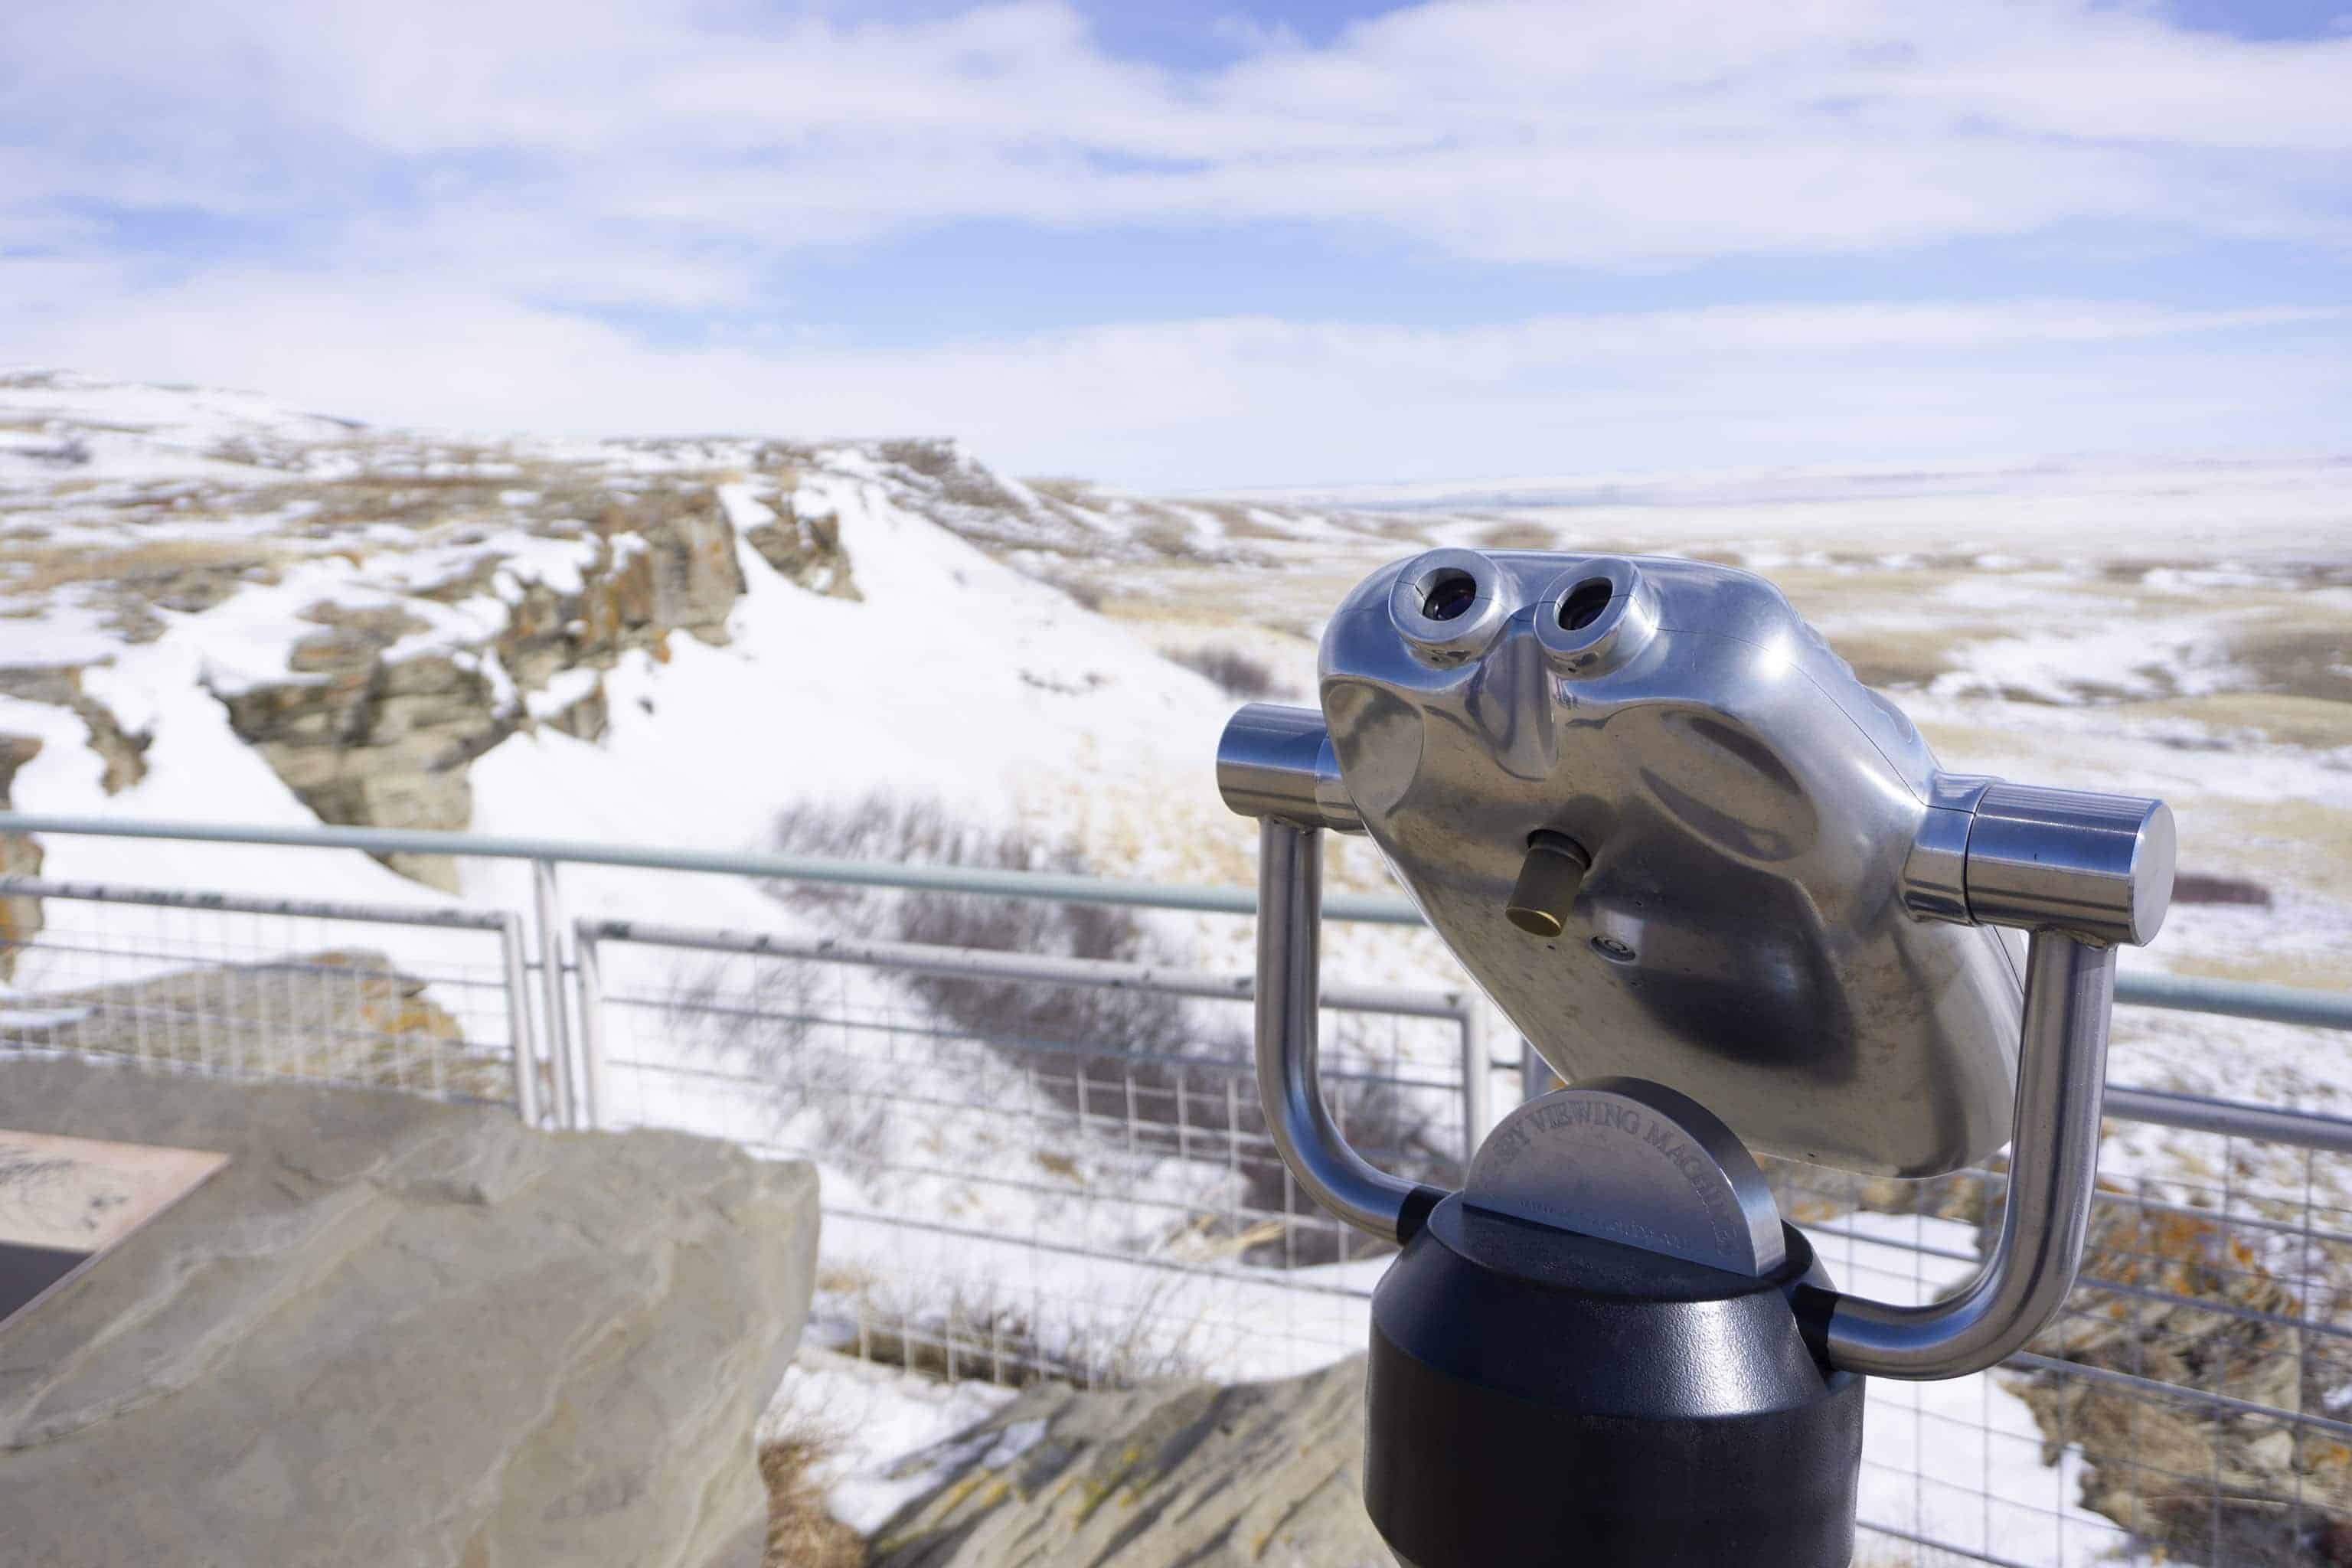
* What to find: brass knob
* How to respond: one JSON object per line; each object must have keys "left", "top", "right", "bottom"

{"left": 1506, "top": 833, "right": 1592, "bottom": 937}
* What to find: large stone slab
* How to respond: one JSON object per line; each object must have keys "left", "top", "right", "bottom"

{"left": 0, "top": 1057, "right": 818, "bottom": 1568}
{"left": 867, "top": 1357, "right": 1390, "bottom": 1568}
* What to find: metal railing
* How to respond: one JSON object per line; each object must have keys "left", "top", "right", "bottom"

{"left": 0, "top": 874, "right": 535, "bottom": 1116}
{"left": 569, "top": 914, "right": 1487, "bottom": 1382}
{"left": 3, "top": 808, "right": 2343, "bottom": 1030}
{"left": 573, "top": 917, "right": 1489, "bottom": 1165}
{"left": 2, "top": 810, "right": 2349, "bottom": 1565}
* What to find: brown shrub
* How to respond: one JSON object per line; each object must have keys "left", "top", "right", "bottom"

{"left": 1165, "top": 645, "right": 1291, "bottom": 701}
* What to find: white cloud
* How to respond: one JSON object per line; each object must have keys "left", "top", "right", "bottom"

{"left": 11, "top": 273, "right": 2341, "bottom": 486}
{"left": 4, "top": 0, "right": 2348, "bottom": 483}
{"left": 8, "top": 0, "right": 2351, "bottom": 266}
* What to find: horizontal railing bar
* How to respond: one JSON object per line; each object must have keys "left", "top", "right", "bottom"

{"left": 580, "top": 919, "right": 1473, "bottom": 1018}
{"left": 808, "top": 1195, "right": 1381, "bottom": 1300}
{"left": 609, "top": 993, "right": 1453, "bottom": 1090}
{"left": 0, "top": 1044, "right": 515, "bottom": 1107}
{"left": 0, "top": 991, "right": 517, "bottom": 1057}
{"left": 1788, "top": 1173, "right": 2352, "bottom": 1253}
{"left": 605, "top": 920, "right": 2352, "bottom": 1155}
{"left": 2004, "top": 1349, "right": 2352, "bottom": 1441}
{"left": 1854, "top": 1520, "right": 2043, "bottom": 1568}
{"left": 609, "top": 1027, "right": 1457, "bottom": 1094}
{"left": 2, "top": 936, "right": 508, "bottom": 989}
{"left": 0, "top": 811, "right": 1413, "bottom": 924}
{"left": 605, "top": 1060, "right": 1449, "bottom": 1171}
{"left": 2104, "top": 1083, "right": 2352, "bottom": 1155}
{"left": 0, "top": 875, "right": 511, "bottom": 931}
{"left": 3, "top": 811, "right": 2341, "bottom": 1029}
{"left": 2113, "top": 970, "right": 2352, "bottom": 1031}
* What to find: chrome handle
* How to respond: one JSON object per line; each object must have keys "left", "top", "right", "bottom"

{"left": 1820, "top": 930, "right": 2114, "bottom": 1377}
{"left": 1253, "top": 818, "right": 1430, "bottom": 1243}
{"left": 1223, "top": 705, "right": 1427, "bottom": 1243}
{"left": 1824, "top": 780, "right": 2172, "bottom": 1378}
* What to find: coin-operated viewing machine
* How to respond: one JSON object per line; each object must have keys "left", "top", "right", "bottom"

{"left": 1218, "top": 550, "right": 2175, "bottom": 1568}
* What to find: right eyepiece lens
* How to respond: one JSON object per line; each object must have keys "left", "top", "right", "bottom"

{"left": 1422, "top": 570, "right": 1478, "bottom": 622}
{"left": 1559, "top": 577, "right": 1614, "bottom": 632}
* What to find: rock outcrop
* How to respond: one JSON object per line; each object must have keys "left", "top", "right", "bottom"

{"left": 0, "top": 665, "right": 149, "bottom": 795}
{"left": 740, "top": 493, "right": 859, "bottom": 602}
{"left": 0, "top": 947, "right": 508, "bottom": 1102}
{"left": 217, "top": 481, "right": 753, "bottom": 890}
{"left": 2003, "top": 1195, "right": 2352, "bottom": 1564}
{"left": 0, "top": 1057, "right": 821, "bottom": 1568}
{"left": 221, "top": 606, "right": 514, "bottom": 890}
{"left": 867, "top": 1357, "right": 1389, "bottom": 1567}
{"left": 0, "top": 732, "right": 41, "bottom": 982}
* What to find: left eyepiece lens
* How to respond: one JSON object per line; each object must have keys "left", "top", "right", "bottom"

{"left": 1422, "top": 570, "right": 1478, "bottom": 622}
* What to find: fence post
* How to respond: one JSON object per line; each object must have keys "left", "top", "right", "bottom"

{"left": 531, "top": 858, "right": 576, "bottom": 1129}
{"left": 1459, "top": 998, "right": 1488, "bottom": 1168}
{"left": 1521, "top": 1036, "right": 1555, "bottom": 1103}
{"left": 496, "top": 913, "right": 541, "bottom": 1127}
{"left": 572, "top": 920, "right": 605, "bottom": 1132}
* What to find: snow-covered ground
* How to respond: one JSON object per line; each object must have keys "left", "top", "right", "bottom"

{"left": 3, "top": 371, "right": 2347, "bottom": 1560}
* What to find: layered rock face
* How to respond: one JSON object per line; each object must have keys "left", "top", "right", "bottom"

{"left": 2005, "top": 1197, "right": 2352, "bottom": 1563}
{"left": 0, "top": 733, "right": 42, "bottom": 983}
{"left": 867, "top": 1357, "right": 1389, "bottom": 1567}
{"left": 215, "top": 485, "right": 751, "bottom": 890}
{"left": 0, "top": 947, "right": 508, "bottom": 1101}
{"left": 0, "top": 1057, "right": 820, "bottom": 1568}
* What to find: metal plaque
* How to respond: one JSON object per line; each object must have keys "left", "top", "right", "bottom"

{"left": 1463, "top": 1077, "right": 1785, "bottom": 1276}
{"left": 0, "top": 1129, "right": 228, "bottom": 1328}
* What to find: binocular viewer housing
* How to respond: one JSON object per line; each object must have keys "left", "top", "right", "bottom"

{"left": 1219, "top": 550, "right": 2177, "bottom": 1567}
{"left": 1223, "top": 548, "right": 2174, "bottom": 1179}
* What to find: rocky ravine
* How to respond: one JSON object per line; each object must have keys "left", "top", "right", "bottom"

{"left": 0, "top": 371, "right": 1421, "bottom": 891}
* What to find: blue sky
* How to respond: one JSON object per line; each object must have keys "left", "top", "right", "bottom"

{"left": 5, "top": 0, "right": 2349, "bottom": 488}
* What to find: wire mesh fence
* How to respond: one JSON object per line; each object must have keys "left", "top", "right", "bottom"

{"left": 2, "top": 855, "right": 2348, "bottom": 1565}
{"left": 1778, "top": 1122, "right": 2352, "bottom": 1567}
{"left": 576, "top": 919, "right": 1483, "bottom": 1387}
{"left": 0, "top": 876, "right": 533, "bottom": 1112}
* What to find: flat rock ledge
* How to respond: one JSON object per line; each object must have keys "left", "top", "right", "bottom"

{"left": 869, "top": 1357, "right": 1390, "bottom": 1568}
{"left": 0, "top": 1057, "right": 818, "bottom": 1568}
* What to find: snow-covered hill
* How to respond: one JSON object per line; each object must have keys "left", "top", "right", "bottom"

{"left": 0, "top": 371, "right": 1282, "bottom": 901}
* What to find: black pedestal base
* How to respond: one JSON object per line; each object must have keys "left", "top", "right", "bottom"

{"left": 1365, "top": 1196, "right": 1864, "bottom": 1568}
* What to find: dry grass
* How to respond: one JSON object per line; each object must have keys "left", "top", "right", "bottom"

{"left": 1815, "top": 625, "right": 1964, "bottom": 690}
{"left": 1475, "top": 520, "right": 1561, "bottom": 551}
{"left": 2115, "top": 692, "right": 2352, "bottom": 751}
{"left": 825, "top": 1276, "right": 1206, "bottom": 1390}
{"left": 0, "top": 536, "right": 284, "bottom": 599}
{"left": 760, "top": 1429, "right": 868, "bottom": 1568}
{"left": 1164, "top": 644, "right": 1291, "bottom": 700}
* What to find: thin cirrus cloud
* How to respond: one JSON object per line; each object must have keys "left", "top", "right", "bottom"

{"left": 2, "top": 0, "right": 2349, "bottom": 485}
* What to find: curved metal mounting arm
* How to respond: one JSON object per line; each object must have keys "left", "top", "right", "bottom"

{"left": 1819, "top": 932, "right": 2114, "bottom": 1378}
{"left": 1821, "top": 780, "right": 2173, "bottom": 1380}
{"left": 1222, "top": 704, "right": 1427, "bottom": 1243}
{"left": 1254, "top": 819, "right": 1432, "bottom": 1243}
